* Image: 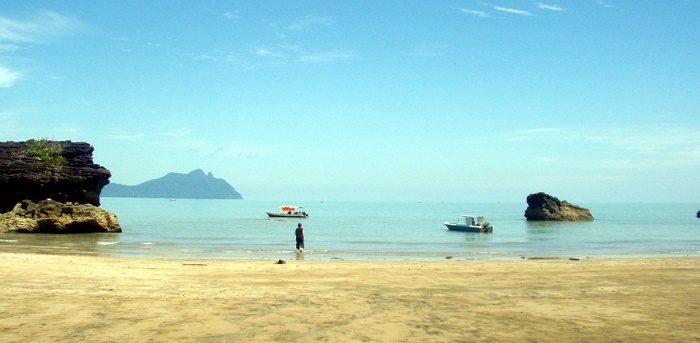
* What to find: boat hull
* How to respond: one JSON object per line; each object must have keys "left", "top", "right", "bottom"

{"left": 266, "top": 212, "right": 308, "bottom": 218}
{"left": 443, "top": 222, "right": 492, "bottom": 233}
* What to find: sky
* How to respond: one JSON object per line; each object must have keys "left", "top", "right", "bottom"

{"left": 1, "top": 1, "right": 699, "bottom": 203}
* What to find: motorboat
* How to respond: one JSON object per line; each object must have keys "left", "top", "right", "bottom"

{"left": 444, "top": 215, "right": 493, "bottom": 232}
{"left": 266, "top": 206, "right": 309, "bottom": 218}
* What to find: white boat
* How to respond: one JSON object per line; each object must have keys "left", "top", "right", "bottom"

{"left": 266, "top": 206, "right": 309, "bottom": 218}
{"left": 443, "top": 215, "right": 493, "bottom": 232}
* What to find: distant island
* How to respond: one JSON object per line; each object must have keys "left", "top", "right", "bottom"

{"left": 102, "top": 169, "right": 242, "bottom": 199}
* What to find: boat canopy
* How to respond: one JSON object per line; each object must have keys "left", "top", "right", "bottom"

{"left": 459, "top": 215, "right": 485, "bottom": 225}
{"left": 280, "top": 206, "right": 306, "bottom": 213}
{"left": 280, "top": 206, "right": 296, "bottom": 213}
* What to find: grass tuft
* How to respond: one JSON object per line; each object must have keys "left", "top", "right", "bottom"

{"left": 23, "top": 139, "right": 67, "bottom": 166}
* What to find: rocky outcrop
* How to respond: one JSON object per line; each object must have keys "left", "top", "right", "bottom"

{"left": 0, "top": 140, "right": 111, "bottom": 213}
{"left": 0, "top": 140, "right": 120, "bottom": 233}
{"left": 0, "top": 199, "right": 121, "bottom": 233}
{"left": 524, "top": 192, "right": 594, "bottom": 221}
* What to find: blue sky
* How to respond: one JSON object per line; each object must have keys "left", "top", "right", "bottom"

{"left": 1, "top": 1, "right": 699, "bottom": 202}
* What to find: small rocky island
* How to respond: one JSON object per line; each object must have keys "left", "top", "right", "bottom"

{"left": 0, "top": 140, "right": 121, "bottom": 233}
{"left": 524, "top": 192, "right": 594, "bottom": 221}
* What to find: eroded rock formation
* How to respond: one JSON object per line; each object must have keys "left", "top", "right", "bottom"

{"left": 0, "top": 140, "right": 120, "bottom": 233}
{"left": 0, "top": 140, "right": 111, "bottom": 213}
{"left": 524, "top": 192, "right": 594, "bottom": 221}
{"left": 0, "top": 199, "right": 121, "bottom": 233}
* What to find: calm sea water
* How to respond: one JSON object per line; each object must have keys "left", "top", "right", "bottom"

{"left": 1, "top": 199, "right": 699, "bottom": 261}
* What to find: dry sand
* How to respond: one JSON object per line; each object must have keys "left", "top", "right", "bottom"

{"left": 1, "top": 253, "right": 698, "bottom": 342}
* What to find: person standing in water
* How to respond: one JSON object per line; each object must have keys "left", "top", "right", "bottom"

{"left": 295, "top": 223, "right": 305, "bottom": 252}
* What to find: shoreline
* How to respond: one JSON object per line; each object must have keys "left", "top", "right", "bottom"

{"left": 1, "top": 252, "right": 699, "bottom": 342}
{"left": 2, "top": 235, "right": 698, "bottom": 262}
{"left": 4, "top": 244, "right": 700, "bottom": 262}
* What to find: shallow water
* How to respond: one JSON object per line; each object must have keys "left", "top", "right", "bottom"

{"left": 1, "top": 199, "right": 698, "bottom": 260}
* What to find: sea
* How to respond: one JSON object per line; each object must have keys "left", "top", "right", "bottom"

{"left": 1, "top": 199, "right": 699, "bottom": 261}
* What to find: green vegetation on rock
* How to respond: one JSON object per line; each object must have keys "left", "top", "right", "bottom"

{"left": 23, "top": 139, "right": 67, "bottom": 166}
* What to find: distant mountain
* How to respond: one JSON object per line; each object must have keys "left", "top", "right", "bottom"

{"left": 102, "top": 169, "right": 242, "bottom": 199}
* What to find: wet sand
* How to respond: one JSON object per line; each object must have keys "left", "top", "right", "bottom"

{"left": 1, "top": 253, "right": 698, "bottom": 342}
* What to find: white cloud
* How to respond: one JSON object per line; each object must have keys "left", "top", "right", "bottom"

{"left": 191, "top": 20, "right": 351, "bottom": 67}
{"left": 223, "top": 11, "right": 239, "bottom": 20}
{"left": 536, "top": 3, "right": 566, "bottom": 11}
{"left": 407, "top": 44, "right": 449, "bottom": 58}
{"left": 194, "top": 43, "right": 354, "bottom": 68}
{"left": 254, "top": 46, "right": 286, "bottom": 58}
{"left": 459, "top": 8, "right": 489, "bottom": 18}
{"left": 200, "top": 142, "right": 278, "bottom": 159}
{"left": 110, "top": 128, "right": 277, "bottom": 160}
{"left": 190, "top": 53, "right": 223, "bottom": 62}
{"left": 506, "top": 125, "right": 700, "bottom": 161}
{"left": 286, "top": 15, "right": 333, "bottom": 31}
{"left": 0, "top": 110, "right": 12, "bottom": 120}
{"left": 506, "top": 127, "right": 564, "bottom": 140}
{"left": 0, "top": 10, "right": 87, "bottom": 43}
{"left": 0, "top": 65, "right": 21, "bottom": 87}
{"left": 494, "top": 6, "right": 533, "bottom": 16}
{"left": 0, "top": 43, "right": 21, "bottom": 53}
{"left": 299, "top": 51, "right": 355, "bottom": 64}
{"left": 110, "top": 132, "right": 148, "bottom": 140}
{"left": 596, "top": 1, "right": 614, "bottom": 8}
{"left": 158, "top": 128, "right": 195, "bottom": 138}
{"left": 110, "top": 128, "right": 195, "bottom": 141}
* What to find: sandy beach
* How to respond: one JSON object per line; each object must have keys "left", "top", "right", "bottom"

{"left": 1, "top": 253, "right": 698, "bottom": 342}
